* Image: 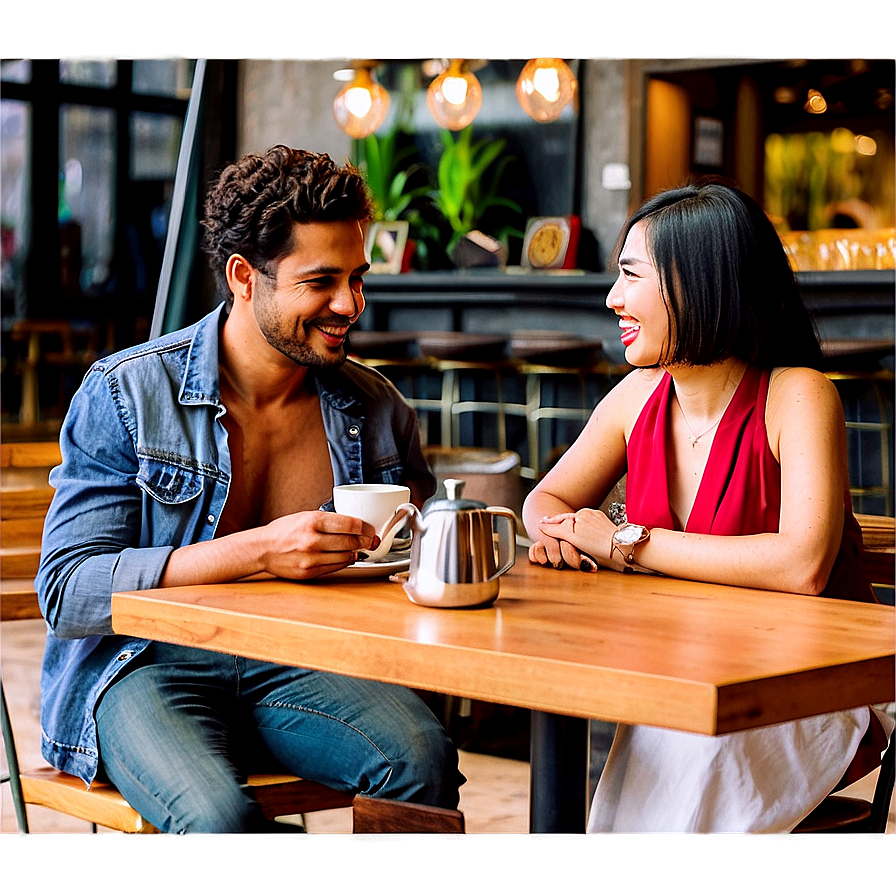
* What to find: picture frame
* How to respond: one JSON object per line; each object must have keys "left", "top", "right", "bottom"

{"left": 364, "top": 220, "right": 409, "bottom": 274}
{"left": 520, "top": 215, "right": 581, "bottom": 270}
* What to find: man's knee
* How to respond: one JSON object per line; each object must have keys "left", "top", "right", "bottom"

{"left": 375, "top": 723, "right": 465, "bottom": 809}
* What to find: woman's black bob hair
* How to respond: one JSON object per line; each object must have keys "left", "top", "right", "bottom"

{"left": 611, "top": 178, "right": 823, "bottom": 370}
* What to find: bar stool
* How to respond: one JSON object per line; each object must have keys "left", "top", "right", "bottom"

{"left": 514, "top": 352, "right": 629, "bottom": 479}
{"left": 415, "top": 332, "right": 515, "bottom": 450}
{"left": 347, "top": 331, "right": 443, "bottom": 444}
{"left": 507, "top": 333, "right": 623, "bottom": 479}
{"left": 433, "top": 358, "right": 524, "bottom": 452}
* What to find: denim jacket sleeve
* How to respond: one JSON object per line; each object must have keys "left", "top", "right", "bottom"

{"left": 36, "top": 365, "right": 175, "bottom": 639}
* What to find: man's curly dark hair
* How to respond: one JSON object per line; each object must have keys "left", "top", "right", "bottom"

{"left": 201, "top": 145, "right": 373, "bottom": 303}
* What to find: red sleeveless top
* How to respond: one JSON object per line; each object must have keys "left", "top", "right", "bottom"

{"left": 625, "top": 366, "right": 874, "bottom": 604}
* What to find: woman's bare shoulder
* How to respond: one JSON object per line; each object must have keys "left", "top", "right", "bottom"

{"left": 769, "top": 366, "right": 840, "bottom": 405}
{"left": 767, "top": 366, "right": 843, "bottom": 436}
{"left": 609, "top": 366, "right": 665, "bottom": 400}
{"left": 598, "top": 367, "right": 665, "bottom": 432}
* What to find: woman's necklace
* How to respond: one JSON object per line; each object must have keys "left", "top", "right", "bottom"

{"left": 674, "top": 394, "right": 725, "bottom": 447}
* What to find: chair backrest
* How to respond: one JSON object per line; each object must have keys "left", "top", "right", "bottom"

{"left": 854, "top": 513, "right": 895, "bottom": 588}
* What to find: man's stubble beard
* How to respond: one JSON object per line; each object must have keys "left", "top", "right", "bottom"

{"left": 253, "top": 288, "right": 349, "bottom": 371}
{"left": 265, "top": 327, "right": 348, "bottom": 370}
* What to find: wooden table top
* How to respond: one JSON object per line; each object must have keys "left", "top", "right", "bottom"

{"left": 112, "top": 552, "right": 895, "bottom": 736}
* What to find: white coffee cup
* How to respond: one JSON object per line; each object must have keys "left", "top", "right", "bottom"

{"left": 333, "top": 484, "right": 413, "bottom": 561}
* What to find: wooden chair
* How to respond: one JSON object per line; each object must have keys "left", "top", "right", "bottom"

{"left": 1, "top": 590, "right": 357, "bottom": 833}
{"left": 1, "top": 441, "right": 463, "bottom": 834}
{"left": 775, "top": 512, "right": 894, "bottom": 833}
{"left": 352, "top": 795, "right": 465, "bottom": 834}
{"left": 855, "top": 513, "right": 895, "bottom": 587}
{"left": 2, "top": 684, "right": 356, "bottom": 832}
{"left": 792, "top": 734, "right": 894, "bottom": 833}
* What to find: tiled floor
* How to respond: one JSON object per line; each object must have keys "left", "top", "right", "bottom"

{"left": 2, "top": 618, "right": 892, "bottom": 835}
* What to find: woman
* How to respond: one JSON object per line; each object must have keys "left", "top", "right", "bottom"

{"left": 523, "top": 180, "right": 892, "bottom": 832}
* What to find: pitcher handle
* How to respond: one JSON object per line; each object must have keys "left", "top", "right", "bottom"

{"left": 487, "top": 507, "right": 517, "bottom": 578}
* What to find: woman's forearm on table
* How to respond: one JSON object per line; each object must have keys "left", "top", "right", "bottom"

{"left": 632, "top": 527, "right": 836, "bottom": 595}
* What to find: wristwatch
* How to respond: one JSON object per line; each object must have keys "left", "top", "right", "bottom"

{"left": 611, "top": 522, "right": 650, "bottom": 567}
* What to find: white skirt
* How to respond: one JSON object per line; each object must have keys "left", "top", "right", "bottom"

{"left": 587, "top": 706, "right": 893, "bottom": 833}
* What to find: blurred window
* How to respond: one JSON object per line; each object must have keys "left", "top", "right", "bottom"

{"left": 60, "top": 59, "right": 117, "bottom": 88}
{"left": 131, "top": 112, "right": 181, "bottom": 180}
{"left": 1, "top": 60, "right": 31, "bottom": 83}
{"left": 132, "top": 60, "right": 194, "bottom": 98}
{"left": 59, "top": 104, "right": 116, "bottom": 294}
{"left": 0, "top": 59, "right": 192, "bottom": 345}
{"left": 1, "top": 99, "right": 31, "bottom": 319}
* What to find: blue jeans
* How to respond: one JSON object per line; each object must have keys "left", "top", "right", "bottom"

{"left": 94, "top": 642, "right": 463, "bottom": 833}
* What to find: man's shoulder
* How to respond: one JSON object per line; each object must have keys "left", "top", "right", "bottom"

{"left": 90, "top": 307, "right": 221, "bottom": 380}
{"left": 94, "top": 327, "right": 193, "bottom": 373}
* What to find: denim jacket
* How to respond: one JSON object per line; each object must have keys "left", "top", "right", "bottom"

{"left": 35, "top": 303, "right": 435, "bottom": 784}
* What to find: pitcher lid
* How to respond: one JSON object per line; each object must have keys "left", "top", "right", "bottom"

{"left": 422, "top": 478, "right": 486, "bottom": 514}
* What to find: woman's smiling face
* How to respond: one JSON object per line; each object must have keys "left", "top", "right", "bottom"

{"left": 605, "top": 220, "right": 673, "bottom": 368}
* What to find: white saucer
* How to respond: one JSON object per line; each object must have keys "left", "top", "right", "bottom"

{"left": 328, "top": 552, "right": 411, "bottom": 579}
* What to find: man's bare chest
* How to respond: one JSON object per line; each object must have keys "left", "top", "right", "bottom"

{"left": 216, "top": 398, "right": 334, "bottom": 534}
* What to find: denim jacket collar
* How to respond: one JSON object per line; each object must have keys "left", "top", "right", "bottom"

{"left": 179, "top": 303, "right": 225, "bottom": 408}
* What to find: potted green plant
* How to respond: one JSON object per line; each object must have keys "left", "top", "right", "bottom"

{"left": 431, "top": 127, "right": 524, "bottom": 265}
{"left": 354, "top": 128, "right": 430, "bottom": 225}
{"left": 355, "top": 129, "right": 449, "bottom": 270}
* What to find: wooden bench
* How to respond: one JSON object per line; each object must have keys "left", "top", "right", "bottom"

{"left": 1, "top": 441, "right": 59, "bottom": 604}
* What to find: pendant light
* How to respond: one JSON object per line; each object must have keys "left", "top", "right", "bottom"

{"left": 516, "top": 58, "right": 577, "bottom": 123}
{"left": 804, "top": 88, "right": 827, "bottom": 114}
{"left": 426, "top": 59, "right": 482, "bottom": 131}
{"left": 333, "top": 61, "right": 390, "bottom": 139}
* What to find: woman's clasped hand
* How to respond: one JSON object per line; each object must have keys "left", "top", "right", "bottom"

{"left": 529, "top": 508, "right": 623, "bottom": 572}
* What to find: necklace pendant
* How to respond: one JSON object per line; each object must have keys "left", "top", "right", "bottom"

{"left": 690, "top": 436, "right": 699, "bottom": 447}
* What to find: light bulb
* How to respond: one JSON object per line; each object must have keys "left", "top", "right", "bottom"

{"left": 427, "top": 60, "right": 482, "bottom": 131}
{"left": 805, "top": 89, "right": 827, "bottom": 114}
{"left": 333, "top": 66, "right": 390, "bottom": 139}
{"left": 516, "top": 58, "right": 577, "bottom": 123}
{"left": 855, "top": 134, "right": 877, "bottom": 156}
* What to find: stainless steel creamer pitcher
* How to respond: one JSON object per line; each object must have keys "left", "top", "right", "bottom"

{"left": 393, "top": 478, "right": 516, "bottom": 608}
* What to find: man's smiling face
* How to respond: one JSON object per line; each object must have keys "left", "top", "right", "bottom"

{"left": 252, "top": 219, "right": 369, "bottom": 369}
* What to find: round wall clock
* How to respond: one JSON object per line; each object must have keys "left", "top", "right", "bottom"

{"left": 521, "top": 216, "right": 580, "bottom": 270}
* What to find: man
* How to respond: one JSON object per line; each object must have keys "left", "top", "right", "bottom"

{"left": 36, "top": 146, "right": 463, "bottom": 833}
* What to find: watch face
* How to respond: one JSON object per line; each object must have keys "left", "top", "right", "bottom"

{"left": 615, "top": 525, "right": 644, "bottom": 545}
